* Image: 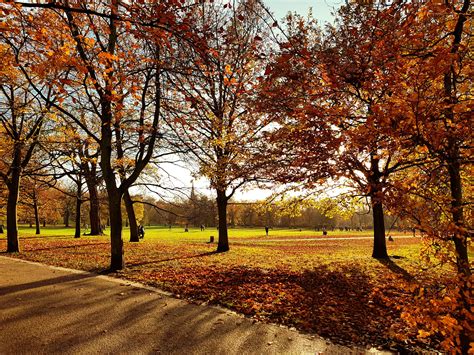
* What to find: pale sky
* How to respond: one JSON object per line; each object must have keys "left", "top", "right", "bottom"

{"left": 159, "top": 1, "right": 345, "bottom": 201}
{"left": 263, "top": 0, "right": 344, "bottom": 24}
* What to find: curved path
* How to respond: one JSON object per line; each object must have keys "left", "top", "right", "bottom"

{"left": 0, "top": 256, "right": 387, "bottom": 354}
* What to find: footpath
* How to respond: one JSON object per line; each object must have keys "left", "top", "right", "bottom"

{"left": 0, "top": 256, "right": 383, "bottom": 354}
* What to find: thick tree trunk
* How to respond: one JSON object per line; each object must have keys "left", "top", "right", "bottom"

{"left": 124, "top": 190, "right": 139, "bottom": 242}
{"left": 369, "top": 154, "right": 388, "bottom": 259}
{"left": 108, "top": 190, "right": 124, "bottom": 270}
{"left": 6, "top": 176, "right": 20, "bottom": 253}
{"left": 33, "top": 192, "right": 40, "bottom": 235}
{"left": 86, "top": 182, "right": 101, "bottom": 235}
{"left": 216, "top": 190, "right": 229, "bottom": 252}
{"left": 371, "top": 199, "right": 388, "bottom": 259}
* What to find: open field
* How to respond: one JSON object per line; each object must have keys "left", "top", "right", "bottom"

{"left": 13, "top": 224, "right": 408, "bottom": 240}
{"left": 1, "top": 226, "right": 468, "bottom": 352}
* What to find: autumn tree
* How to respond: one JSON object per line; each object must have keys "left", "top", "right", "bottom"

{"left": 165, "top": 0, "right": 273, "bottom": 252}
{"left": 47, "top": 122, "right": 104, "bottom": 236}
{"left": 257, "top": 5, "right": 424, "bottom": 258}
{"left": 381, "top": 1, "right": 473, "bottom": 351}
{"left": 0, "top": 35, "right": 53, "bottom": 251}
{"left": 2, "top": 0, "right": 200, "bottom": 269}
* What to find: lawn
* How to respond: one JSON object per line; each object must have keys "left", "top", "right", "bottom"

{"left": 15, "top": 224, "right": 400, "bottom": 240}
{"left": 0, "top": 226, "right": 465, "bottom": 352}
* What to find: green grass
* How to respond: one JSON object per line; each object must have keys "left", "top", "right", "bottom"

{"left": 8, "top": 224, "right": 387, "bottom": 241}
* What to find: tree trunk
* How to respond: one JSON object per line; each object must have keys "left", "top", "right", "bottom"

{"left": 64, "top": 205, "right": 70, "bottom": 227}
{"left": 33, "top": 191, "right": 40, "bottom": 235}
{"left": 370, "top": 154, "right": 388, "bottom": 259}
{"left": 75, "top": 197, "right": 82, "bottom": 239}
{"left": 448, "top": 157, "right": 471, "bottom": 353}
{"left": 124, "top": 190, "right": 139, "bottom": 242}
{"left": 6, "top": 175, "right": 20, "bottom": 253}
{"left": 216, "top": 190, "right": 229, "bottom": 252}
{"left": 86, "top": 182, "right": 101, "bottom": 235}
{"left": 108, "top": 189, "right": 124, "bottom": 270}
{"left": 443, "top": 3, "right": 471, "bottom": 350}
{"left": 371, "top": 198, "right": 388, "bottom": 259}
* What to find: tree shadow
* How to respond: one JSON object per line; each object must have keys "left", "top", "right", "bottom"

{"left": 0, "top": 273, "right": 95, "bottom": 296}
{"left": 17, "top": 236, "right": 73, "bottom": 240}
{"left": 378, "top": 257, "right": 414, "bottom": 281}
{"left": 124, "top": 251, "right": 218, "bottom": 268}
{"left": 148, "top": 264, "right": 398, "bottom": 349}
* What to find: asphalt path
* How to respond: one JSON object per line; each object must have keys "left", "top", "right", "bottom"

{"left": 0, "top": 256, "right": 387, "bottom": 354}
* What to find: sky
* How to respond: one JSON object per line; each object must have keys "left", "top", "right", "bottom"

{"left": 263, "top": 0, "right": 344, "bottom": 24}
{"left": 158, "top": 1, "right": 345, "bottom": 202}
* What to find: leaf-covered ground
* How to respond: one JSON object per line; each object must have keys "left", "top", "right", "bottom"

{"left": 0, "top": 230, "right": 464, "bottom": 352}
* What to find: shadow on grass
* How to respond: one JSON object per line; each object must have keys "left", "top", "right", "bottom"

{"left": 126, "top": 251, "right": 218, "bottom": 268}
{"left": 17, "top": 236, "right": 74, "bottom": 240}
{"left": 378, "top": 257, "right": 414, "bottom": 281}
{"left": 146, "top": 264, "right": 397, "bottom": 348}
{"left": 12, "top": 242, "right": 109, "bottom": 253}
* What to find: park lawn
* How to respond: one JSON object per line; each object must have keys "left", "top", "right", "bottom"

{"left": 0, "top": 227, "right": 465, "bottom": 352}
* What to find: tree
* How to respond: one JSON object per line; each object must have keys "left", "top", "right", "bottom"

{"left": 0, "top": 38, "right": 52, "bottom": 252}
{"left": 165, "top": 0, "right": 272, "bottom": 252}
{"left": 2, "top": 0, "right": 194, "bottom": 269}
{"left": 382, "top": 1, "right": 472, "bottom": 351}
{"left": 257, "top": 5, "right": 423, "bottom": 258}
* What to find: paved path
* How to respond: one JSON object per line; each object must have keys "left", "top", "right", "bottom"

{"left": 0, "top": 256, "right": 383, "bottom": 354}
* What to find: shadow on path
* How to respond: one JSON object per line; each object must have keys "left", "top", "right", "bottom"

{"left": 0, "top": 273, "right": 95, "bottom": 296}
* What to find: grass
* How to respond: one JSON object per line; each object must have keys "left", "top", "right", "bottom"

{"left": 14, "top": 224, "right": 396, "bottom": 240}
{"left": 0, "top": 225, "right": 466, "bottom": 352}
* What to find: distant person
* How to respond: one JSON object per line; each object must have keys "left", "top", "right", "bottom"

{"left": 200, "top": 224, "right": 205, "bottom": 231}
{"left": 322, "top": 226, "right": 327, "bottom": 236}
{"left": 139, "top": 225, "right": 145, "bottom": 239}
{"left": 265, "top": 226, "right": 269, "bottom": 236}
{"left": 185, "top": 224, "right": 189, "bottom": 232}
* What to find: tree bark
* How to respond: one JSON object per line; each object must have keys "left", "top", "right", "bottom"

{"left": 85, "top": 180, "right": 101, "bottom": 235}
{"left": 75, "top": 183, "right": 82, "bottom": 239}
{"left": 108, "top": 189, "right": 124, "bottom": 270}
{"left": 124, "top": 190, "right": 139, "bottom": 242}
{"left": 371, "top": 198, "right": 388, "bottom": 259}
{"left": 6, "top": 145, "right": 21, "bottom": 253}
{"left": 64, "top": 206, "right": 70, "bottom": 227}
{"left": 6, "top": 175, "right": 20, "bottom": 253}
{"left": 33, "top": 190, "right": 40, "bottom": 235}
{"left": 447, "top": 155, "right": 471, "bottom": 353}
{"left": 369, "top": 154, "right": 388, "bottom": 259}
{"left": 216, "top": 189, "right": 229, "bottom": 252}
{"left": 443, "top": 2, "right": 471, "bottom": 350}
